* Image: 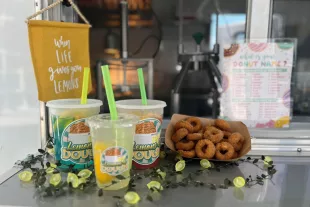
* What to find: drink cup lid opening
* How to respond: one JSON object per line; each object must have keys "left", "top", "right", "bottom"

{"left": 46, "top": 99, "right": 103, "bottom": 109}
{"left": 115, "top": 99, "right": 166, "bottom": 110}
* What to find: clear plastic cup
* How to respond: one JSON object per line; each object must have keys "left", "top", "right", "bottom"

{"left": 115, "top": 99, "right": 167, "bottom": 169}
{"left": 46, "top": 99, "right": 102, "bottom": 169}
{"left": 86, "top": 113, "right": 138, "bottom": 190}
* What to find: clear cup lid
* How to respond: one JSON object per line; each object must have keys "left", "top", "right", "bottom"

{"left": 46, "top": 99, "right": 103, "bottom": 109}
{"left": 115, "top": 99, "right": 166, "bottom": 110}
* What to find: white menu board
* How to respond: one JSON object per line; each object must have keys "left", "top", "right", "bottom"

{"left": 220, "top": 42, "right": 294, "bottom": 128}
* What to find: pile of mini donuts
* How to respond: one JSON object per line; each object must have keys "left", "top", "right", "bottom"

{"left": 171, "top": 117, "right": 245, "bottom": 160}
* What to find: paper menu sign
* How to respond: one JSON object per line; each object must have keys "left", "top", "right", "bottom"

{"left": 28, "top": 20, "right": 92, "bottom": 102}
{"left": 220, "top": 42, "right": 294, "bottom": 128}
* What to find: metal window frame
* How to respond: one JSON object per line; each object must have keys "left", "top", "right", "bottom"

{"left": 246, "top": 0, "right": 310, "bottom": 157}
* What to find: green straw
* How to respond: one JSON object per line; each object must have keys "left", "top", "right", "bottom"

{"left": 137, "top": 68, "right": 148, "bottom": 105}
{"left": 101, "top": 65, "right": 118, "bottom": 120}
{"left": 80, "top": 67, "right": 90, "bottom": 104}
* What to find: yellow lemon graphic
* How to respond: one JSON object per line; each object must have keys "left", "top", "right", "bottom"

{"left": 152, "top": 135, "right": 159, "bottom": 143}
{"left": 93, "top": 142, "right": 113, "bottom": 184}
{"left": 274, "top": 116, "right": 290, "bottom": 128}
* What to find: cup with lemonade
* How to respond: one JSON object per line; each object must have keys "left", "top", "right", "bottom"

{"left": 47, "top": 99, "right": 102, "bottom": 170}
{"left": 86, "top": 113, "right": 138, "bottom": 190}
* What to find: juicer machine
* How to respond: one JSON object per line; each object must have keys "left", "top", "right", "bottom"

{"left": 171, "top": 0, "right": 222, "bottom": 118}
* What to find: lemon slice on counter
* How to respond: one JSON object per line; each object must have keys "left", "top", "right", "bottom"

{"left": 45, "top": 167, "right": 55, "bottom": 174}
{"left": 263, "top": 156, "right": 273, "bottom": 166}
{"left": 175, "top": 154, "right": 183, "bottom": 161}
{"left": 233, "top": 176, "right": 245, "bottom": 188}
{"left": 124, "top": 191, "right": 140, "bottom": 204}
{"left": 18, "top": 171, "right": 33, "bottom": 182}
{"left": 50, "top": 173, "right": 62, "bottom": 186}
{"left": 67, "top": 172, "right": 79, "bottom": 188}
{"left": 156, "top": 169, "right": 166, "bottom": 179}
{"left": 175, "top": 160, "right": 186, "bottom": 172}
{"left": 50, "top": 163, "right": 57, "bottom": 169}
{"left": 78, "top": 169, "right": 92, "bottom": 179}
{"left": 147, "top": 181, "right": 163, "bottom": 191}
{"left": 200, "top": 159, "right": 211, "bottom": 169}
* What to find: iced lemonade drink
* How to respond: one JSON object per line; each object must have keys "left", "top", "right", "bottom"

{"left": 47, "top": 99, "right": 102, "bottom": 169}
{"left": 116, "top": 99, "right": 166, "bottom": 169}
{"left": 86, "top": 113, "right": 138, "bottom": 190}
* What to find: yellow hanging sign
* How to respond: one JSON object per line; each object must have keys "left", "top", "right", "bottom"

{"left": 28, "top": 20, "right": 92, "bottom": 102}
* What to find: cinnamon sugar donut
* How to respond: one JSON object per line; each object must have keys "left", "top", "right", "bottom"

{"left": 176, "top": 140, "right": 195, "bottom": 151}
{"left": 214, "top": 119, "right": 231, "bottom": 132}
{"left": 187, "top": 133, "right": 203, "bottom": 141}
{"left": 175, "top": 120, "right": 194, "bottom": 133}
{"left": 186, "top": 117, "right": 202, "bottom": 132}
{"left": 172, "top": 128, "right": 188, "bottom": 143}
{"left": 195, "top": 139, "right": 216, "bottom": 159}
{"left": 178, "top": 149, "right": 196, "bottom": 158}
{"left": 215, "top": 142, "right": 234, "bottom": 160}
{"left": 204, "top": 126, "right": 224, "bottom": 144}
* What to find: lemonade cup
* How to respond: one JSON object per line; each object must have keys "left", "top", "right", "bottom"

{"left": 86, "top": 113, "right": 138, "bottom": 190}
{"left": 46, "top": 99, "right": 102, "bottom": 170}
{"left": 115, "top": 99, "right": 166, "bottom": 169}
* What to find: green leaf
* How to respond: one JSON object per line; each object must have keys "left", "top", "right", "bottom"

{"left": 257, "top": 180, "right": 264, "bottom": 185}
{"left": 224, "top": 178, "right": 232, "bottom": 186}
{"left": 261, "top": 174, "right": 267, "bottom": 178}
{"left": 253, "top": 159, "right": 259, "bottom": 164}
{"left": 215, "top": 168, "right": 220, "bottom": 172}
{"left": 219, "top": 184, "right": 228, "bottom": 189}
{"left": 247, "top": 157, "right": 251, "bottom": 160}
{"left": 113, "top": 196, "right": 121, "bottom": 199}
{"left": 98, "top": 189, "right": 103, "bottom": 197}
{"left": 261, "top": 155, "right": 265, "bottom": 160}
{"left": 268, "top": 161, "right": 274, "bottom": 165}
{"left": 269, "top": 169, "right": 277, "bottom": 175}
{"left": 210, "top": 184, "right": 217, "bottom": 190}
{"left": 147, "top": 195, "right": 153, "bottom": 202}
{"left": 38, "top": 149, "right": 45, "bottom": 154}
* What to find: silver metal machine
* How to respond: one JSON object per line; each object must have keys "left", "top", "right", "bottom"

{"left": 95, "top": 1, "right": 154, "bottom": 112}
{"left": 171, "top": 0, "right": 222, "bottom": 118}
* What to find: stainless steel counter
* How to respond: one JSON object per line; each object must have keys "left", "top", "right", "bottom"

{"left": 1, "top": 122, "right": 310, "bottom": 207}
{"left": 1, "top": 158, "right": 310, "bottom": 207}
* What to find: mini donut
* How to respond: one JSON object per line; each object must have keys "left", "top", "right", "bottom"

{"left": 221, "top": 140, "right": 242, "bottom": 151}
{"left": 187, "top": 133, "right": 203, "bottom": 141}
{"left": 178, "top": 149, "right": 196, "bottom": 158}
{"left": 228, "top": 132, "right": 244, "bottom": 144}
{"left": 214, "top": 119, "right": 231, "bottom": 132}
{"left": 232, "top": 151, "right": 239, "bottom": 159}
{"left": 204, "top": 126, "right": 224, "bottom": 144}
{"left": 172, "top": 128, "right": 188, "bottom": 143}
{"left": 176, "top": 140, "right": 195, "bottom": 151}
{"left": 175, "top": 120, "right": 194, "bottom": 133}
{"left": 186, "top": 117, "right": 202, "bottom": 132}
{"left": 195, "top": 139, "right": 216, "bottom": 159}
{"left": 223, "top": 131, "right": 232, "bottom": 139}
{"left": 215, "top": 142, "right": 234, "bottom": 160}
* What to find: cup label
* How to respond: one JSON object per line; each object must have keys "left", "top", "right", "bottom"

{"left": 100, "top": 147, "right": 129, "bottom": 176}
{"left": 60, "top": 119, "right": 93, "bottom": 165}
{"left": 133, "top": 118, "right": 161, "bottom": 165}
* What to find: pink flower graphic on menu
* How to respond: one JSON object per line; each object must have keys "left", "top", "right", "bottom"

{"left": 248, "top": 43, "right": 268, "bottom": 52}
